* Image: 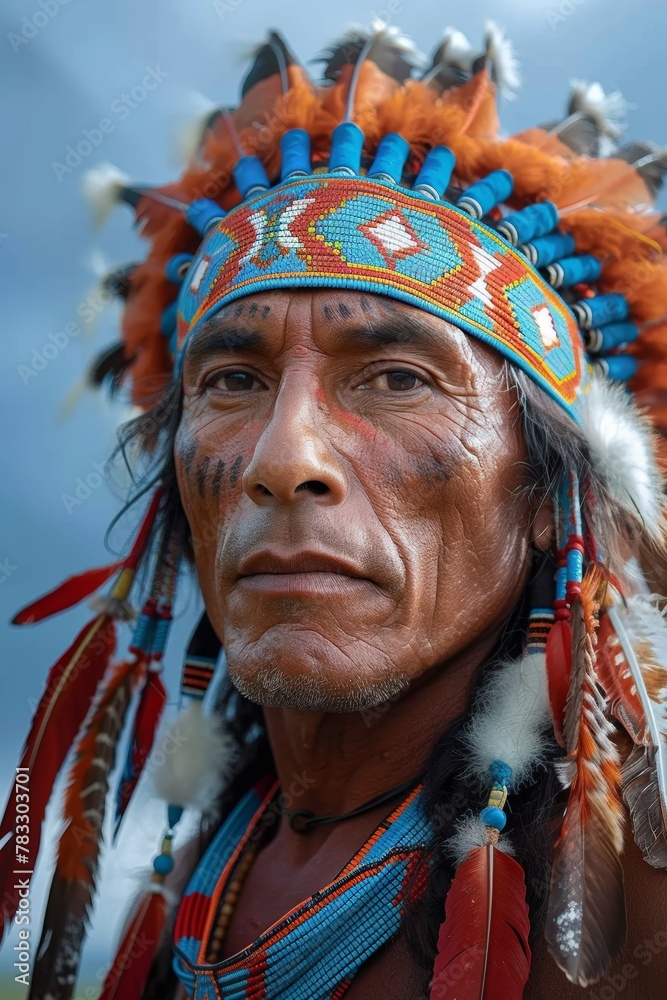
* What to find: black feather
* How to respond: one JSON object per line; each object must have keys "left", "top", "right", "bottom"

{"left": 241, "top": 30, "right": 296, "bottom": 97}
{"left": 314, "top": 30, "right": 415, "bottom": 84}
{"left": 617, "top": 141, "right": 667, "bottom": 198}
{"left": 87, "top": 342, "right": 134, "bottom": 395}
{"left": 540, "top": 114, "right": 601, "bottom": 157}
{"left": 101, "top": 263, "right": 138, "bottom": 301}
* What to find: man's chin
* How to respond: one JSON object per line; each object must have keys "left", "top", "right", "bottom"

{"left": 226, "top": 663, "right": 408, "bottom": 714}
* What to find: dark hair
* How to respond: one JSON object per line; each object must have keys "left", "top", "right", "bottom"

{"left": 110, "top": 359, "right": 623, "bottom": 980}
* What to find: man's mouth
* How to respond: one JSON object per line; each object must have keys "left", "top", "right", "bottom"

{"left": 236, "top": 550, "right": 373, "bottom": 596}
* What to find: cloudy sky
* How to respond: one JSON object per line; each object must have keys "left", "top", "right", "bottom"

{"left": 1, "top": 0, "right": 666, "bottom": 993}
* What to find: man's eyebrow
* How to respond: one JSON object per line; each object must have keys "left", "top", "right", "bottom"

{"left": 334, "top": 313, "right": 448, "bottom": 350}
{"left": 184, "top": 324, "right": 264, "bottom": 367}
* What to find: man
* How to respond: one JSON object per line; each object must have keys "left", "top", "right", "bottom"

{"left": 3, "top": 21, "right": 667, "bottom": 1000}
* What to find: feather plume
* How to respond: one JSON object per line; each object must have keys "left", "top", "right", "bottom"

{"left": 315, "top": 21, "right": 424, "bottom": 85}
{"left": 152, "top": 701, "right": 236, "bottom": 813}
{"left": 114, "top": 668, "right": 167, "bottom": 839}
{"left": 0, "top": 614, "right": 116, "bottom": 941}
{"left": 83, "top": 163, "right": 131, "bottom": 228}
{"left": 600, "top": 597, "right": 667, "bottom": 867}
{"left": 545, "top": 576, "right": 626, "bottom": 986}
{"left": 29, "top": 658, "right": 142, "bottom": 1000}
{"left": 568, "top": 80, "right": 630, "bottom": 157}
{"left": 617, "top": 141, "right": 667, "bottom": 199}
{"left": 100, "top": 886, "right": 167, "bottom": 1000}
{"left": 422, "top": 28, "right": 474, "bottom": 91}
{"left": 475, "top": 21, "right": 520, "bottom": 98}
{"left": 539, "top": 114, "right": 601, "bottom": 157}
{"left": 172, "top": 90, "right": 218, "bottom": 166}
{"left": 431, "top": 841, "right": 531, "bottom": 999}
{"left": 579, "top": 374, "right": 664, "bottom": 542}
{"left": 546, "top": 617, "right": 572, "bottom": 748}
{"left": 462, "top": 651, "right": 551, "bottom": 787}
{"left": 87, "top": 341, "right": 134, "bottom": 397}
{"left": 12, "top": 561, "right": 124, "bottom": 624}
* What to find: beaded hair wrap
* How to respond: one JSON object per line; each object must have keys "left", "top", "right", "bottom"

{"left": 3, "top": 19, "right": 667, "bottom": 1000}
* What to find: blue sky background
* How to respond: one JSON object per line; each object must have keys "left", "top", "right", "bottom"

{"left": 1, "top": 0, "right": 666, "bottom": 993}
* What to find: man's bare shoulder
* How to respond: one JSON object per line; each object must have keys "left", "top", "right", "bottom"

{"left": 529, "top": 830, "right": 667, "bottom": 1000}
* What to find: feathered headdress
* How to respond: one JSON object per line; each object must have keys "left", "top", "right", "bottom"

{"left": 3, "top": 19, "right": 667, "bottom": 1000}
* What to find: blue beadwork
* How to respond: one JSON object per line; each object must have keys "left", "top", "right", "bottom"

{"left": 166, "top": 253, "right": 194, "bottom": 284}
{"left": 233, "top": 155, "right": 271, "bottom": 199}
{"left": 413, "top": 146, "right": 455, "bottom": 200}
{"left": 489, "top": 759, "right": 513, "bottom": 788}
{"left": 186, "top": 198, "right": 226, "bottom": 235}
{"left": 545, "top": 254, "right": 602, "bottom": 289}
{"left": 280, "top": 129, "right": 312, "bottom": 181}
{"left": 572, "top": 293, "right": 629, "bottom": 329}
{"left": 160, "top": 301, "right": 178, "bottom": 337}
{"left": 595, "top": 355, "right": 638, "bottom": 381}
{"left": 329, "top": 121, "right": 365, "bottom": 175}
{"left": 585, "top": 321, "right": 639, "bottom": 355}
{"left": 131, "top": 613, "right": 157, "bottom": 654}
{"left": 168, "top": 804, "right": 185, "bottom": 828}
{"left": 457, "top": 170, "right": 514, "bottom": 219}
{"left": 368, "top": 133, "right": 410, "bottom": 184}
{"left": 520, "top": 231, "right": 576, "bottom": 267}
{"left": 154, "top": 853, "right": 175, "bottom": 876}
{"left": 497, "top": 201, "right": 559, "bottom": 246}
{"left": 480, "top": 806, "right": 507, "bottom": 831}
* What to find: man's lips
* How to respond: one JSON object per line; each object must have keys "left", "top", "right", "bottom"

{"left": 236, "top": 550, "right": 373, "bottom": 596}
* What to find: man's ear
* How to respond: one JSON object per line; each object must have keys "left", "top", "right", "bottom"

{"left": 530, "top": 499, "right": 554, "bottom": 551}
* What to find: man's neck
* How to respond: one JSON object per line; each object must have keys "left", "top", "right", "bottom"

{"left": 260, "top": 626, "right": 504, "bottom": 831}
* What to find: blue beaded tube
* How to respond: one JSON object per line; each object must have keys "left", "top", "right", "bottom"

{"left": 496, "top": 201, "right": 559, "bottom": 246}
{"left": 166, "top": 253, "right": 194, "bottom": 284}
{"left": 152, "top": 616, "right": 171, "bottom": 656}
{"left": 368, "top": 133, "right": 411, "bottom": 185}
{"left": 457, "top": 170, "right": 514, "bottom": 219}
{"left": 329, "top": 122, "right": 365, "bottom": 176}
{"left": 520, "top": 231, "right": 575, "bottom": 267}
{"left": 572, "top": 293, "right": 630, "bottom": 329}
{"left": 545, "top": 254, "right": 602, "bottom": 289}
{"left": 280, "top": 129, "right": 312, "bottom": 181}
{"left": 233, "top": 154, "right": 271, "bottom": 199}
{"left": 412, "top": 146, "right": 455, "bottom": 200}
{"left": 186, "top": 198, "right": 226, "bottom": 235}
{"left": 160, "top": 301, "right": 178, "bottom": 336}
{"left": 130, "top": 612, "right": 157, "bottom": 654}
{"left": 595, "top": 355, "right": 638, "bottom": 381}
{"left": 584, "top": 321, "right": 639, "bottom": 355}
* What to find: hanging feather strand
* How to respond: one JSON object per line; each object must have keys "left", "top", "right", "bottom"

{"left": 29, "top": 658, "right": 143, "bottom": 1000}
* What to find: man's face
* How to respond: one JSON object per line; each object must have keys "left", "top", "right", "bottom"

{"left": 176, "top": 289, "right": 534, "bottom": 711}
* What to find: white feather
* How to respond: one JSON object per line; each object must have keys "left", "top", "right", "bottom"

{"left": 172, "top": 90, "right": 218, "bottom": 167}
{"left": 569, "top": 79, "right": 631, "bottom": 154}
{"left": 483, "top": 20, "right": 521, "bottom": 97}
{"left": 579, "top": 374, "right": 664, "bottom": 540}
{"left": 462, "top": 651, "right": 551, "bottom": 787}
{"left": 152, "top": 701, "right": 236, "bottom": 813}
{"left": 439, "top": 27, "right": 474, "bottom": 70}
{"left": 82, "top": 163, "right": 130, "bottom": 228}
{"left": 446, "top": 815, "right": 515, "bottom": 866}
{"left": 337, "top": 20, "right": 426, "bottom": 68}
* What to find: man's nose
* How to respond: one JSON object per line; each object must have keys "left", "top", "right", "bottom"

{"left": 242, "top": 376, "right": 348, "bottom": 506}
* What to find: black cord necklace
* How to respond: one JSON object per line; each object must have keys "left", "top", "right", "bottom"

{"left": 287, "top": 772, "right": 424, "bottom": 833}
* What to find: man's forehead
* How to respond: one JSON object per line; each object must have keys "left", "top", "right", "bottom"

{"left": 183, "top": 290, "right": 478, "bottom": 366}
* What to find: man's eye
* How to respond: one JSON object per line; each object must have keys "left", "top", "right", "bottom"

{"left": 207, "top": 371, "right": 261, "bottom": 392}
{"left": 373, "top": 370, "right": 424, "bottom": 391}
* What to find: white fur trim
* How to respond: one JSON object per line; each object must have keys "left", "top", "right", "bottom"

{"left": 446, "top": 815, "right": 515, "bottom": 866}
{"left": 579, "top": 374, "right": 664, "bottom": 540}
{"left": 462, "top": 651, "right": 551, "bottom": 787}
{"left": 483, "top": 21, "right": 520, "bottom": 97}
{"left": 152, "top": 701, "right": 237, "bottom": 812}
{"left": 82, "top": 163, "right": 130, "bottom": 228}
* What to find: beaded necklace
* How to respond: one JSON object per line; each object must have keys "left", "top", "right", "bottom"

{"left": 173, "top": 775, "right": 432, "bottom": 999}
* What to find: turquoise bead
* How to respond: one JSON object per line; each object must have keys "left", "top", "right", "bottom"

{"left": 153, "top": 853, "right": 175, "bottom": 876}
{"left": 480, "top": 806, "right": 507, "bottom": 830}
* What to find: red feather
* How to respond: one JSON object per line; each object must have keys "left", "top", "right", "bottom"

{"left": 12, "top": 561, "right": 124, "bottom": 625}
{"left": 546, "top": 618, "right": 572, "bottom": 747}
{"left": 0, "top": 613, "right": 116, "bottom": 941}
{"left": 100, "top": 887, "right": 166, "bottom": 1000}
{"left": 430, "top": 844, "right": 531, "bottom": 1000}
{"left": 114, "top": 668, "right": 167, "bottom": 838}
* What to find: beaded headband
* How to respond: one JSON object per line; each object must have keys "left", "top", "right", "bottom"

{"left": 175, "top": 166, "right": 586, "bottom": 417}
